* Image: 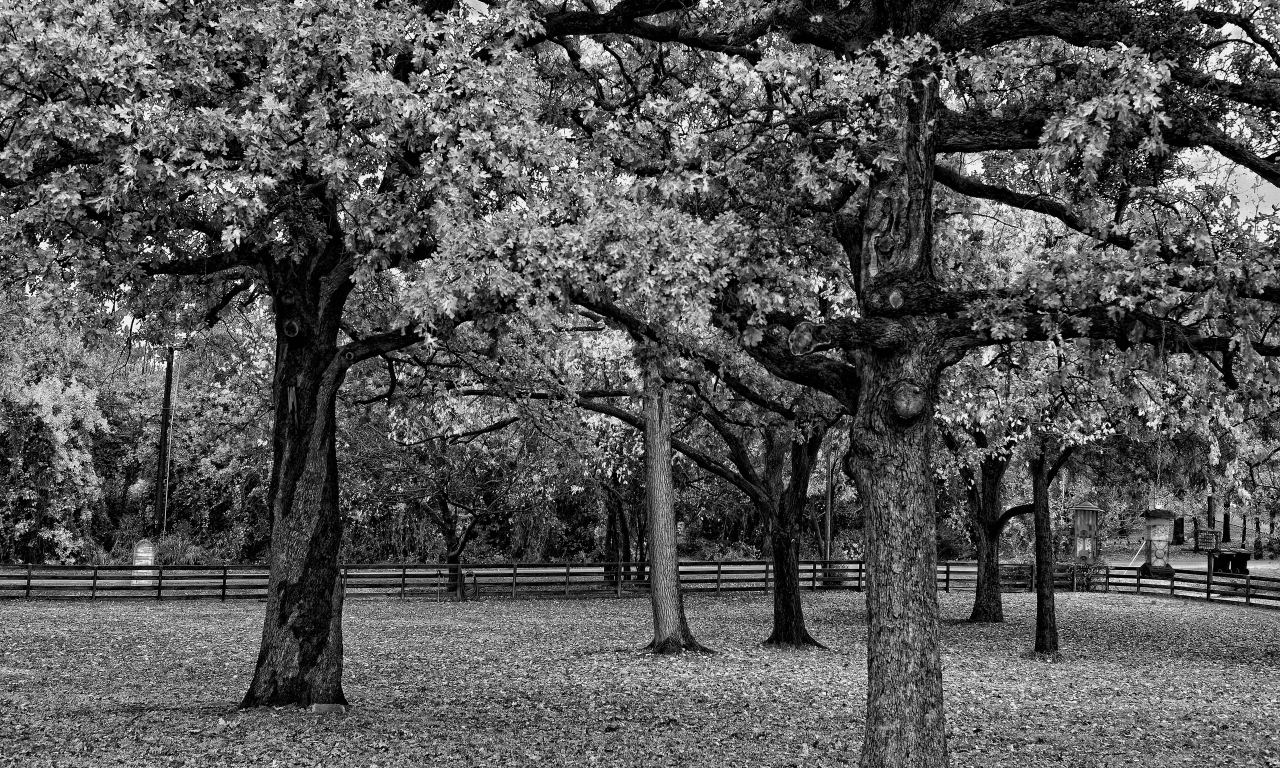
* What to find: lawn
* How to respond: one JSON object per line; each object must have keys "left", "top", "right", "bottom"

{"left": 1, "top": 591, "right": 1278, "bottom": 767}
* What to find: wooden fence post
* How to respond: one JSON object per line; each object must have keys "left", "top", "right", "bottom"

{"left": 157, "top": 566, "right": 164, "bottom": 601}
{"left": 1245, "top": 575, "right": 1252, "bottom": 606}
{"left": 944, "top": 562, "right": 951, "bottom": 593}
{"left": 764, "top": 561, "right": 771, "bottom": 593}
{"left": 91, "top": 566, "right": 98, "bottom": 600}
{"left": 513, "top": 563, "right": 519, "bottom": 599}
{"left": 1071, "top": 565, "right": 1077, "bottom": 592}
{"left": 25, "top": 563, "right": 31, "bottom": 599}
{"left": 615, "top": 563, "right": 621, "bottom": 598}
{"left": 221, "top": 566, "right": 227, "bottom": 602}
{"left": 400, "top": 566, "right": 407, "bottom": 599}
{"left": 716, "top": 561, "right": 722, "bottom": 596}
{"left": 1206, "top": 567, "right": 1213, "bottom": 602}
{"left": 1136, "top": 569, "right": 1142, "bottom": 595}
{"left": 565, "top": 563, "right": 570, "bottom": 597}
{"left": 1169, "top": 569, "right": 1176, "bottom": 596}
{"left": 856, "top": 561, "right": 863, "bottom": 592}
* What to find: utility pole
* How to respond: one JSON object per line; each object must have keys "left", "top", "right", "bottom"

{"left": 825, "top": 445, "right": 834, "bottom": 563}
{"left": 153, "top": 347, "right": 176, "bottom": 536}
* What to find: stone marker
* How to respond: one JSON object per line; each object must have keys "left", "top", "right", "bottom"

{"left": 131, "top": 539, "right": 156, "bottom": 587}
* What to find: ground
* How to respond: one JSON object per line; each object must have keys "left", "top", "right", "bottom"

{"left": 1, "top": 592, "right": 1278, "bottom": 767}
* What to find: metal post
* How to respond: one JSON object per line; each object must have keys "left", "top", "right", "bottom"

{"left": 25, "top": 563, "right": 31, "bottom": 598}
{"left": 91, "top": 566, "right": 98, "bottom": 600}
{"left": 157, "top": 566, "right": 164, "bottom": 600}
{"left": 221, "top": 566, "right": 227, "bottom": 601}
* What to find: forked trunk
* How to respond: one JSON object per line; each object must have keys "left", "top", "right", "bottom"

{"left": 642, "top": 369, "right": 707, "bottom": 654}
{"left": 1029, "top": 451, "right": 1058, "bottom": 655}
{"left": 764, "top": 427, "right": 825, "bottom": 648}
{"left": 242, "top": 300, "right": 350, "bottom": 709}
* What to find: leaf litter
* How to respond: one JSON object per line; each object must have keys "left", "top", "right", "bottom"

{"left": 1, "top": 592, "right": 1278, "bottom": 767}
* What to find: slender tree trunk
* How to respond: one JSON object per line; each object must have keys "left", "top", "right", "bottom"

{"left": 965, "top": 453, "right": 1008, "bottom": 623}
{"left": 642, "top": 369, "right": 706, "bottom": 653}
{"left": 242, "top": 282, "right": 352, "bottom": 709}
{"left": 1029, "top": 450, "right": 1058, "bottom": 656}
{"left": 764, "top": 427, "right": 825, "bottom": 648}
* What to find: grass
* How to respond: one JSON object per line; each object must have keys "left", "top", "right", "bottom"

{"left": 1, "top": 591, "right": 1279, "bottom": 767}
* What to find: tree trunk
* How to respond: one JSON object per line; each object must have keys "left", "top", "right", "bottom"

{"left": 964, "top": 451, "right": 1008, "bottom": 623}
{"left": 642, "top": 369, "right": 706, "bottom": 653}
{"left": 969, "top": 520, "right": 1003, "bottom": 623}
{"left": 842, "top": 64, "right": 948, "bottom": 768}
{"left": 764, "top": 427, "right": 825, "bottom": 648}
{"left": 848, "top": 345, "right": 946, "bottom": 768}
{"left": 242, "top": 283, "right": 352, "bottom": 709}
{"left": 1029, "top": 450, "right": 1058, "bottom": 656}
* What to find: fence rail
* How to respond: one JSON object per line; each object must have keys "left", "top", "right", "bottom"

{"left": 1, "top": 560, "right": 1277, "bottom": 610}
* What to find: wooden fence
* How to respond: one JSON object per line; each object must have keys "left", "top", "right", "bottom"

{"left": 0, "top": 560, "right": 1277, "bottom": 610}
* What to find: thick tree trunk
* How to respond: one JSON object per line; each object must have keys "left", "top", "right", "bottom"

{"left": 642, "top": 369, "right": 706, "bottom": 653}
{"left": 848, "top": 345, "right": 947, "bottom": 768}
{"left": 840, "top": 63, "right": 948, "bottom": 768}
{"left": 969, "top": 520, "right": 1003, "bottom": 623}
{"left": 1029, "top": 451, "right": 1058, "bottom": 656}
{"left": 242, "top": 292, "right": 351, "bottom": 709}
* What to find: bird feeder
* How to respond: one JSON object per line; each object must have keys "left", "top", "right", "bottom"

{"left": 1139, "top": 508, "right": 1176, "bottom": 578}
{"left": 1070, "top": 503, "right": 1102, "bottom": 564}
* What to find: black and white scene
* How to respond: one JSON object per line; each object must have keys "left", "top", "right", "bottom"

{"left": 2, "top": 1, "right": 1279, "bottom": 766}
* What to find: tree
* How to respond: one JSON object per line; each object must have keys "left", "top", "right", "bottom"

{"left": 1, "top": 0, "right": 579, "bottom": 708}
{"left": 515, "top": 3, "right": 1280, "bottom": 765}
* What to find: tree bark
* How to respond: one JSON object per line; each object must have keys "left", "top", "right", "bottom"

{"left": 642, "top": 369, "right": 707, "bottom": 653}
{"left": 242, "top": 272, "right": 353, "bottom": 709}
{"left": 841, "top": 65, "right": 948, "bottom": 768}
{"left": 764, "top": 426, "right": 826, "bottom": 648}
{"left": 1029, "top": 449, "right": 1058, "bottom": 656}
{"left": 963, "top": 449, "right": 1009, "bottom": 623}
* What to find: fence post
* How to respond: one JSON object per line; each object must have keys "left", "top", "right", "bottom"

{"left": 91, "top": 566, "right": 98, "bottom": 600}
{"left": 945, "top": 562, "right": 951, "bottom": 593}
{"left": 857, "top": 561, "right": 863, "bottom": 592}
{"left": 765, "top": 561, "right": 771, "bottom": 593}
{"left": 1169, "top": 569, "right": 1176, "bottom": 596}
{"left": 25, "top": 563, "right": 31, "bottom": 599}
{"left": 221, "top": 566, "right": 228, "bottom": 602}
{"left": 716, "top": 561, "right": 723, "bottom": 595}
{"left": 157, "top": 566, "right": 164, "bottom": 601}
{"left": 1206, "top": 567, "right": 1213, "bottom": 602}
{"left": 1136, "top": 569, "right": 1142, "bottom": 595}
{"left": 436, "top": 568, "right": 441, "bottom": 602}
{"left": 615, "top": 563, "right": 621, "bottom": 598}
{"left": 565, "top": 563, "right": 570, "bottom": 597}
{"left": 1104, "top": 565, "right": 1110, "bottom": 592}
{"left": 513, "top": 563, "right": 519, "bottom": 599}
{"left": 1245, "top": 574, "right": 1252, "bottom": 606}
